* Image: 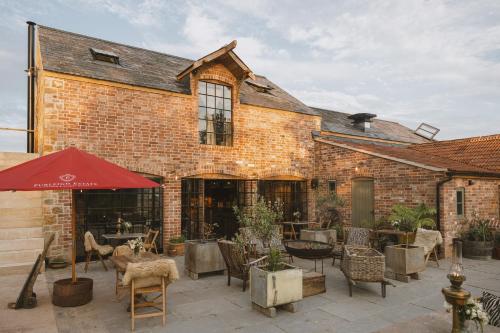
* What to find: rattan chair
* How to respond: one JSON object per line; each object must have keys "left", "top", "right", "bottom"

{"left": 332, "top": 227, "right": 371, "bottom": 266}
{"left": 217, "top": 239, "right": 267, "bottom": 291}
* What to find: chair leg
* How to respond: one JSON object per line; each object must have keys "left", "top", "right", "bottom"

{"left": 381, "top": 282, "right": 386, "bottom": 298}
{"left": 153, "top": 243, "right": 158, "bottom": 255}
{"left": 98, "top": 253, "right": 108, "bottom": 271}
{"left": 227, "top": 268, "right": 231, "bottom": 286}
{"left": 131, "top": 281, "right": 135, "bottom": 331}
{"left": 242, "top": 278, "right": 246, "bottom": 292}
{"left": 433, "top": 247, "right": 440, "bottom": 267}
{"left": 162, "top": 278, "right": 166, "bottom": 326}
{"left": 84, "top": 252, "right": 91, "bottom": 273}
{"left": 348, "top": 280, "right": 352, "bottom": 297}
{"left": 332, "top": 256, "right": 336, "bottom": 267}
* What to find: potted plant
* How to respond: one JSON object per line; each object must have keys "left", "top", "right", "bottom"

{"left": 184, "top": 222, "right": 225, "bottom": 279}
{"left": 385, "top": 203, "right": 436, "bottom": 280}
{"left": 301, "top": 193, "right": 345, "bottom": 244}
{"left": 494, "top": 231, "right": 500, "bottom": 260}
{"left": 250, "top": 247, "right": 303, "bottom": 317}
{"left": 462, "top": 213, "right": 494, "bottom": 260}
{"left": 167, "top": 234, "right": 186, "bottom": 256}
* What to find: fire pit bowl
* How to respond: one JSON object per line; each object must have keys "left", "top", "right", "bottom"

{"left": 284, "top": 240, "right": 333, "bottom": 260}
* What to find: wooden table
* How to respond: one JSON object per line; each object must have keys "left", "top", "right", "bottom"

{"left": 102, "top": 233, "right": 146, "bottom": 242}
{"left": 282, "top": 222, "right": 309, "bottom": 240}
{"left": 110, "top": 252, "right": 160, "bottom": 273}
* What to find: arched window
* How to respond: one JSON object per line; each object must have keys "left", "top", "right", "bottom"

{"left": 198, "top": 81, "right": 232, "bottom": 146}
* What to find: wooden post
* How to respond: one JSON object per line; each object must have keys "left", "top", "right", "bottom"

{"left": 71, "top": 190, "right": 77, "bottom": 284}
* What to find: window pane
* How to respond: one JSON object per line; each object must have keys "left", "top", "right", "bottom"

{"left": 207, "top": 108, "right": 215, "bottom": 119}
{"left": 207, "top": 96, "right": 215, "bottom": 108}
{"left": 223, "top": 86, "right": 231, "bottom": 98}
{"left": 224, "top": 110, "right": 231, "bottom": 120}
{"left": 216, "top": 97, "right": 224, "bottom": 109}
{"left": 457, "top": 191, "right": 462, "bottom": 203}
{"left": 198, "top": 81, "right": 206, "bottom": 94}
{"left": 224, "top": 98, "right": 231, "bottom": 111}
{"left": 207, "top": 83, "right": 215, "bottom": 95}
{"left": 199, "top": 131, "right": 207, "bottom": 144}
{"left": 199, "top": 95, "right": 206, "bottom": 107}
{"left": 215, "top": 85, "right": 223, "bottom": 97}
{"left": 198, "top": 119, "right": 206, "bottom": 131}
{"left": 198, "top": 107, "right": 206, "bottom": 119}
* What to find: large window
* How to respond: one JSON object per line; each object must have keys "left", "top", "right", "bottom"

{"left": 456, "top": 187, "right": 465, "bottom": 217}
{"left": 198, "top": 81, "right": 232, "bottom": 146}
{"left": 258, "top": 180, "right": 308, "bottom": 221}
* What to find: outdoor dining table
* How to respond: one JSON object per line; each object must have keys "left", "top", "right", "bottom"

{"left": 109, "top": 251, "right": 160, "bottom": 273}
{"left": 282, "top": 221, "right": 309, "bottom": 240}
{"left": 102, "top": 233, "right": 146, "bottom": 247}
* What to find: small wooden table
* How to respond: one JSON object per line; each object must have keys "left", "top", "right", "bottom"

{"left": 102, "top": 233, "right": 146, "bottom": 242}
{"left": 110, "top": 252, "right": 160, "bottom": 273}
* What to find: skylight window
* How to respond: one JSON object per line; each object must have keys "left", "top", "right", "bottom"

{"left": 415, "top": 123, "right": 440, "bottom": 140}
{"left": 90, "top": 48, "right": 120, "bottom": 64}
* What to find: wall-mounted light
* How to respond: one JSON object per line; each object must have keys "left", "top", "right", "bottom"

{"left": 467, "top": 180, "right": 475, "bottom": 186}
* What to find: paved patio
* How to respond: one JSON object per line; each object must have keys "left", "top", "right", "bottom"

{"left": 1, "top": 256, "right": 499, "bottom": 333}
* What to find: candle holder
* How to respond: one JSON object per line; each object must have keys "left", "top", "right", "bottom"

{"left": 442, "top": 240, "right": 470, "bottom": 333}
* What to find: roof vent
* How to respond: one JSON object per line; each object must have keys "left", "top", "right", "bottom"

{"left": 246, "top": 80, "right": 274, "bottom": 94}
{"left": 348, "top": 113, "right": 377, "bottom": 131}
{"left": 90, "top": 48, "right": 119, "bottom": 64}
{"left": 415, "top": 122, "right": 440, "bottom": 140}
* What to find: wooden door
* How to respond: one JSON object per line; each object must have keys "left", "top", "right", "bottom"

{"left": 352, "top": 178, "right": 374, "bottom": 227}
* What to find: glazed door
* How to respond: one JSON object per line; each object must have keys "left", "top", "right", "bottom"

{"left": 352, "top": 178, "right": 374, "bottom": 227}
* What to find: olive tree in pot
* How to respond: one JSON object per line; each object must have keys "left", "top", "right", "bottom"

{"left": 184, "top": 223, "right": 226, "bottom": 279}
{"left": 302, "top": 192, "right": 345, "bottom": 244}
{"left": 250, "top": 247, "right": 303, "bottom": 317}
{"left": 385, "top": 203, "right": 436, "bottom": 279}
{"left": 461, "top": 213, "right": 494, "bottom": 260}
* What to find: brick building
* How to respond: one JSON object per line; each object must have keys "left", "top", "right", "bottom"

{"left": 28, "top": 25, "right": 499, "bottom": 259}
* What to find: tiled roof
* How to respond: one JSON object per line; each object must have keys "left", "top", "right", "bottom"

{"left": 37, "top": 26, "right": 318, "bottom": 116}
{"left": 316, "top": 136, "right": 500, "bottom": 176}
{"left": 313, "top": 107, "right": 430, "bottom": 144}
{"left": 410, "top": 134, "right": 500, "bottom": 173}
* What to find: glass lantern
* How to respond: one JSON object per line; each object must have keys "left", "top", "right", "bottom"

{"left": 448, "top": 240, "right": 465, "bottom": 289}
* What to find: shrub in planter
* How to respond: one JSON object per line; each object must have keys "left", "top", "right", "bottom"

{"left": 250, "top": 247, "right": 302, "bottom": 317}
{"left": 462, "top": 218, "right": 494, "bottom": 260}
{"left": 184, "top": 223, "right": 225, "bottom": 279}
{"left": 167, "top": 235, "right": 186, "bottom": 256}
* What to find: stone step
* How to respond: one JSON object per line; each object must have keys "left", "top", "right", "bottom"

{"left": 0, "top": 238, "right": 44, "bottom": 252}
{"left": 0, "top": 227, "right": 43, "bottom": 240}
{"left": 0, "top": 249, "right": 42, "bottom": 267}
{"left": 0, "top": 216, "right": 44, "bottom": 228}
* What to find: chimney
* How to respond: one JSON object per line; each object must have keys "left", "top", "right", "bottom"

{"left": 26, "top": 21, "right": 36, "bottom": 153}
{"left": 348, "top": 113, "right": 377, "bottom": 131}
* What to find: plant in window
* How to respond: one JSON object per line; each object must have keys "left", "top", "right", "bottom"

{"left": 314, "top": 192, "right": 345, "bottom": 229}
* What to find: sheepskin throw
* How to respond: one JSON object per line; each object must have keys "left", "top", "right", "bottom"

{"left": 113, "top": 245, "right": 133, "bottom": 257}
{"left": 413, "top": 228, "right": 443, "bottom": 254}
{"left": 123, "top": 259, "right": 179, "bottom": 289}
{"left": 84, "top": 231, "right": 114, "bottom": 256}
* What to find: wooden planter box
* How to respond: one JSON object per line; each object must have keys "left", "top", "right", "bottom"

{"left": 302, "top": 271, "right": 326, "bottom": 297}
{"left": 250, "top": 265, "right": 302, "bottom": 317}
{"left": 463, "top": 240, "right": 493, "bottom": 260}
{"left": 385, "top": 245, "right": 425, "bottom": 282}
{"left": 300, "top": 229, "right": 336, "bottom": 244}
{"left": 167, "top": 242, "right": 185, "bottom": 256}
{"left": 184, "top": 240, "right": 225, "bottom": 279}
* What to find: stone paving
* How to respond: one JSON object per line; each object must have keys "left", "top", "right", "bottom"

{"left": 1, "top": 256, "right": 500, "bottom": 333}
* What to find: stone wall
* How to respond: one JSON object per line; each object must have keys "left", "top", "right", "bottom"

{"left": 440, "top": 177, "right": 500, "bottom": 256}
{"left": 37, "top": 63, "right": 321, "bottom": 259}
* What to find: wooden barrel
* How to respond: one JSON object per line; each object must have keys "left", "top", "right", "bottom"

{"left": 52, "top": 278, "right": 93, "bottom": 307}
{"left": 463, "top": 240, "right": 493, "bottom": 260}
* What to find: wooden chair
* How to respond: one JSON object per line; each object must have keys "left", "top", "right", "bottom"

{"left": 122, "top": 259, "right": 179, "bottom": 331}
{"left": 332, "top": 227, "right": 371, "bottom": 266}
{"left": 143, "top": 229, "right": 159, "bottom": 254}
{"left": 412, "top": 228, "right": 442, "bottom": 267}
{"left": 217, "top": 239, "right": 267, "bottom": 291}
{"left": 112, "top": 245, "right": 133, "bottom": 296}
{"left": 84, "top": 231, "right": 114, "bottom": 272}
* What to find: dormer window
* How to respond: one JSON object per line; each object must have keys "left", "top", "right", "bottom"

{"left": 90, "top": 48, "right": 120, "bottom": 64}
{"left": 198, "top": 81, "right": 232, "bottom": 146}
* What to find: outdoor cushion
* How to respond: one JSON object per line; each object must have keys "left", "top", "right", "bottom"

{"left": 123, "top": 259, "right": 179, "bottom": 289}
{"left": 413, "top": 228, "right": 443, "bottom": 254}
{"left": 84, "top": 231, "right": 114, "bottom": 256}
{"left": 482, "top": 291, "right": 500, "bottom": 327}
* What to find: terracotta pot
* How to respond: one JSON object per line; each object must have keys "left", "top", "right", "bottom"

{"left": 167, "top": 242, "right": 185, "bottom": 256}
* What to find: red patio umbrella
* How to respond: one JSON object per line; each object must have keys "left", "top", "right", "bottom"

{"left": 0, "top": 147, "right": 159, "bottom": 305}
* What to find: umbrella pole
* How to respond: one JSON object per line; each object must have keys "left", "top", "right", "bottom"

{"left": 71, "top": 190, "right": 77, "bottom": 284}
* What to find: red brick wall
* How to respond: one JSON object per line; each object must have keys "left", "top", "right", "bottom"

{"left": 37, "top": 64, "right": 321, "bottom": 259}
{"left": 440, "top": 177, "right": 500, "bottom": 256}
{"left": 314, "top": 141, "right": 446, "bottom": 225}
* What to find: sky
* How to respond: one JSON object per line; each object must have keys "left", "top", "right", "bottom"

{"left": 0, "top": 0, "right": 499, "bottom": 152}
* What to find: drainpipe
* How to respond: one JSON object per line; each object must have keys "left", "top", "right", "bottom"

{"left": 26, "top": 21, "right": 36, "bottom": 153}
{"left": 436, "top": 174, "right": 453, "bottom": 232}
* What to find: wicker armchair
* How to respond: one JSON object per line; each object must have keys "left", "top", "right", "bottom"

{"left": 217, "top": 239, "right": 267, "bottom": 291}
{"left": 332, "top": 227, "right": 371, "bottom": 266}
